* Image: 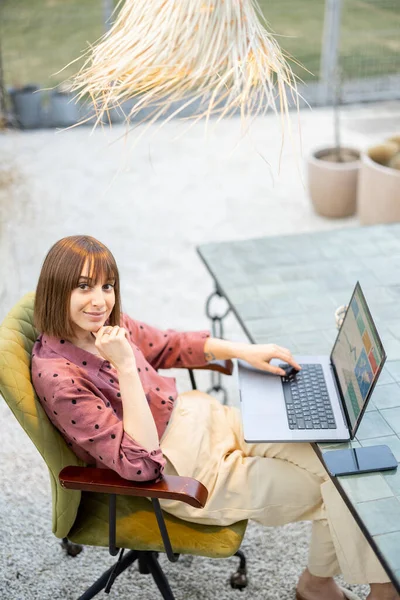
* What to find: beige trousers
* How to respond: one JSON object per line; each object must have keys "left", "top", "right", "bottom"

{"left": 159, "top": 391, "right": 389, "bottom": 584}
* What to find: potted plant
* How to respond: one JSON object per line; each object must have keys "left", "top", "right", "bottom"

{"left": 357, "top": 137, "right": 400, "bottom": 225}
{"left": 49, "top": 83, "right": 80, "bottom": 127}
{"left": 307, "top": 69, "right": 360, "bottom": 218}
{"left": 9, "top": 84, "right": 43, "bottom": 129}
{"left": 0, "top": 31, "right": 6, "bottom": 129}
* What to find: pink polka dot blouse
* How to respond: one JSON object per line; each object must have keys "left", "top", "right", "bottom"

{"left": 31, "top": 313, "right": 210, "bottom": 482}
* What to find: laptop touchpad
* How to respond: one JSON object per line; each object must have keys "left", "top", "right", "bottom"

{"left": 239, "top": 362, "right": 287, "bottom": 438}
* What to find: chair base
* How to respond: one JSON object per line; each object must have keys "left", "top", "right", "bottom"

{"left": 61, "top": 537, "right": 83, "bottom": 557}
{"left": 68, "top": 545, "right": 248, "bottom": 599}
{"left": 77, "top": 550, "right": 175, "bottom": 600}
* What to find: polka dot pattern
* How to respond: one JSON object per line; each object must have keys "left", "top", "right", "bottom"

{"left": 32, "top": 316, "right": 209, "bottom": 482}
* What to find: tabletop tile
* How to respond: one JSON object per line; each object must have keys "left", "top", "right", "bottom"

{"left": 387, "top": 321, "right": 400, "bottom": 339}
{"left": 377, "top": 238, "right": 400, "bottom": 255}
{"left": 249, "top": 272, "right": 283, "bottom": 287}
{"left": 383, "top": 470, "right": 400, "bottom": 496}
{"left": 376, "top": 368, "right": 395, "bottom": 387}
{"left": 227, "top": 286, "right": 259, "bottom": 304}
{"left": 365, "top": 400, "right": 377, "bottom": 413}
{"left": 339, "top": 472, "right": 394, "bottom": 503}
{"left": 280, "top": 314, "right": 321, "bottom": 335}
{"left": 361, "top": 286, "right": 397, "bottom": 305}
{"left": 388, "top": 285, "right": 400, "bottom": 300}
{"left": 372, "top": 303, "right": 400, "bottom": 322}
{"left": 274, "top": 240, "right": 322, "bottom": 261}
{"left": 265, "top": 297, "right": 305, "bottom": 317}
{"left": 329, "top": 289, "right": 356, "bottom": 307}
{"left": 264, "top": 252, "right": 297, "bottom": 267}
{"left": 352, "top": 243, "right": 388, "bottom": 258}
{"left": 215, "top": 268, "right": 250, "bottom": 287}
{"left": 371, "top": 384, "right": 400, "bottom": 410}
{"left": 356, "top": 411, "right": 394, "bottom": 440}
{"left": 296, "top": 294, "right": 338, "bottom": 311}
{"left": 323, "top": 329, "right": 338, "bottom": 346}
{"left": 375, "top": 269, "right": 400, "bottom": 287}
{"left": 292, "top": 330, "right": 333, "bottom": 347}
{"left": 279, "top": 265, "right": 317, "bottom": 282}
{"left": 381, "top": 408, "right": 400, "bottom": 435}
{"left": 354, "top": 272, "right": 381, "bottom": 288}
{"left": 314, "top": 270, "right": 353, "bottom": 291}
{"left": 281, "top": 280, "right": 324, "bottom": 296}
{"left": 385, "top": 361, "right": 400, "bottom": 383}
{"left": 374, "top": 531, "right": 400, "bottom": 572}
{"left": 265, "top": 334, "right": 297, "bottom": 349}
{"left": 382, "top": 339, "right": 400, "bottom": 361}
{"left": 297, "top": 342, "right": 332, "bottom": 355}
{"left": 256, "top": 282, "right": 290, "bottom": 298}
{"left": 232, "top": 299, "right": 269, "bottom": 320}
{"left": 355, "top": 497, "right": 400, "bottom": 535}
{"left": 319, "top": 244, "right": 356, "bottom": 260}
{"left": 360, "top": 435, "right": 400, "bottom": 462}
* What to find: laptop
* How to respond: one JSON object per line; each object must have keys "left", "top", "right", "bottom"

{"left": 238, "top": 282, "right": 387, "bottom": 443}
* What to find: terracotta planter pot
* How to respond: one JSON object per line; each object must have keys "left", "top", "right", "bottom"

{"left": 358, "top": 151, "right": 400, "bottom": 225}
{"left": 307, "top": 147, "right": 360, "bottom": 218}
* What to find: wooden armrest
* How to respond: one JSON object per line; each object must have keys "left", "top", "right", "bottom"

{"left": 188, "top": 359, "right": 234, "bottom": 376}
{"left": 59, "top": 466, "right": 208, "bottom": 508}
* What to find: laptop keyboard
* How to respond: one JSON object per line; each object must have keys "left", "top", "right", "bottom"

{"left": 280, "top": 364, "right": 337, "bottom": 430}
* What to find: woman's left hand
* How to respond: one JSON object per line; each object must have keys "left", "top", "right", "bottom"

{"left": 238, "top": 343, "right": 301, "bottom": 376}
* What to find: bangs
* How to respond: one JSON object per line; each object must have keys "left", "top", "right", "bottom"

{"left": 78, "top": 250, "right": 117, "bottom": 286}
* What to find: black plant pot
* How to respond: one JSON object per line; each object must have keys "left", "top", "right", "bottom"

{"left": 49, "top": 90, "right": 79, "bottom": 127}
{"left": 9, "top": 85, "right": 43, "bottom": 129}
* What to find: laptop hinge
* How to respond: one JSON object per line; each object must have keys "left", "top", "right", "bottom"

{"left": 330, "top": 362, "right": 352, "bottom": 432}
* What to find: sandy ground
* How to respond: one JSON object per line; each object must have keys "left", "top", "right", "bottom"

{"left": 0, "top": 101, "right": 399, "bottom": 599}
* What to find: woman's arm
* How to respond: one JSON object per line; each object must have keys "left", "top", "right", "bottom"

{"left": 122, "top": 313, "right": 210, "bottom": 370}
{"left": 94, "top": 325, "right": 159, "bottom": 451}
{"left": 204, "top": 337, "right": 301, "bottom": 376}
{"left": 118, "top": 365, "right": 159, "bottom": 451}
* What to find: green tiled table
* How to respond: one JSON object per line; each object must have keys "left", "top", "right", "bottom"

{"left": 198, "top": 224, "right": 400, "bottom": 591}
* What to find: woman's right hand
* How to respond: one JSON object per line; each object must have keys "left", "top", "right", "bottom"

{"left": 92, "top": 326, "right": 136, "bottom": 373}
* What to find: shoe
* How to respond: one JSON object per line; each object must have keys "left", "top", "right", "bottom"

{"left": 296, "top": 586, "right": 362, "bottom": 600}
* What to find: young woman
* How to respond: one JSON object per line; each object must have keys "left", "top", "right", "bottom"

{"left": 32, "top": 235, "right": 398, "bottom": 600}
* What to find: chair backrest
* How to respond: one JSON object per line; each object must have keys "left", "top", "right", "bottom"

{"left": 0, "top": 293, "right": 85, "bottom": 538}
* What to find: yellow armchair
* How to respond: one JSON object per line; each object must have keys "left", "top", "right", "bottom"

{"left": 0, "top": 293, "right": 248, "bottom": 599}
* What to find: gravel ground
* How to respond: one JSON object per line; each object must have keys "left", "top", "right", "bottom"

{"left": 1, "top": 101, "right": 399, "bottom": 599}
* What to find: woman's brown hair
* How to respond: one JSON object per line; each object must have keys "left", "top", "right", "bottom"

{"left": 34, "top": 235, "right": 122, "bottom": 338}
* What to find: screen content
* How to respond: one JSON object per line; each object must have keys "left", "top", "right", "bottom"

{"left": 331, "top": 284, "right": 385, "bottom": 431}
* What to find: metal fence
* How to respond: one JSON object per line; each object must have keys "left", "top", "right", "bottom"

{"left": 319, "top": 0, "right": 400, "bottom": 105}
{"left": 1, "top": 0, "right": 399, "bottom": 110}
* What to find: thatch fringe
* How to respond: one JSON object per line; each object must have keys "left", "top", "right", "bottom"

{"left": 70, "top": 0, "right": 299, "bottom": 131}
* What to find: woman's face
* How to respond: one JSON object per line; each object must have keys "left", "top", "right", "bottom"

{"left": 69, "top": 261, "right": 116, "bottom": 339}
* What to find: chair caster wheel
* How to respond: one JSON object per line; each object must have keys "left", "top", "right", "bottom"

{"left": 230, "top": 568, "right": 248, "bottom": 590}
{"left": 60, "top": 538, "right": 83, "bottom": 557}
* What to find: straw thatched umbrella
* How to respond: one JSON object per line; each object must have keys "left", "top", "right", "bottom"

{"left": 71, "top": 0, "right": 298, "bottom": 132}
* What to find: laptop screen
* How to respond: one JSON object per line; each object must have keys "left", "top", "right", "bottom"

{"left": 330, "top": 282, "right": 386, "bottom": 435}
